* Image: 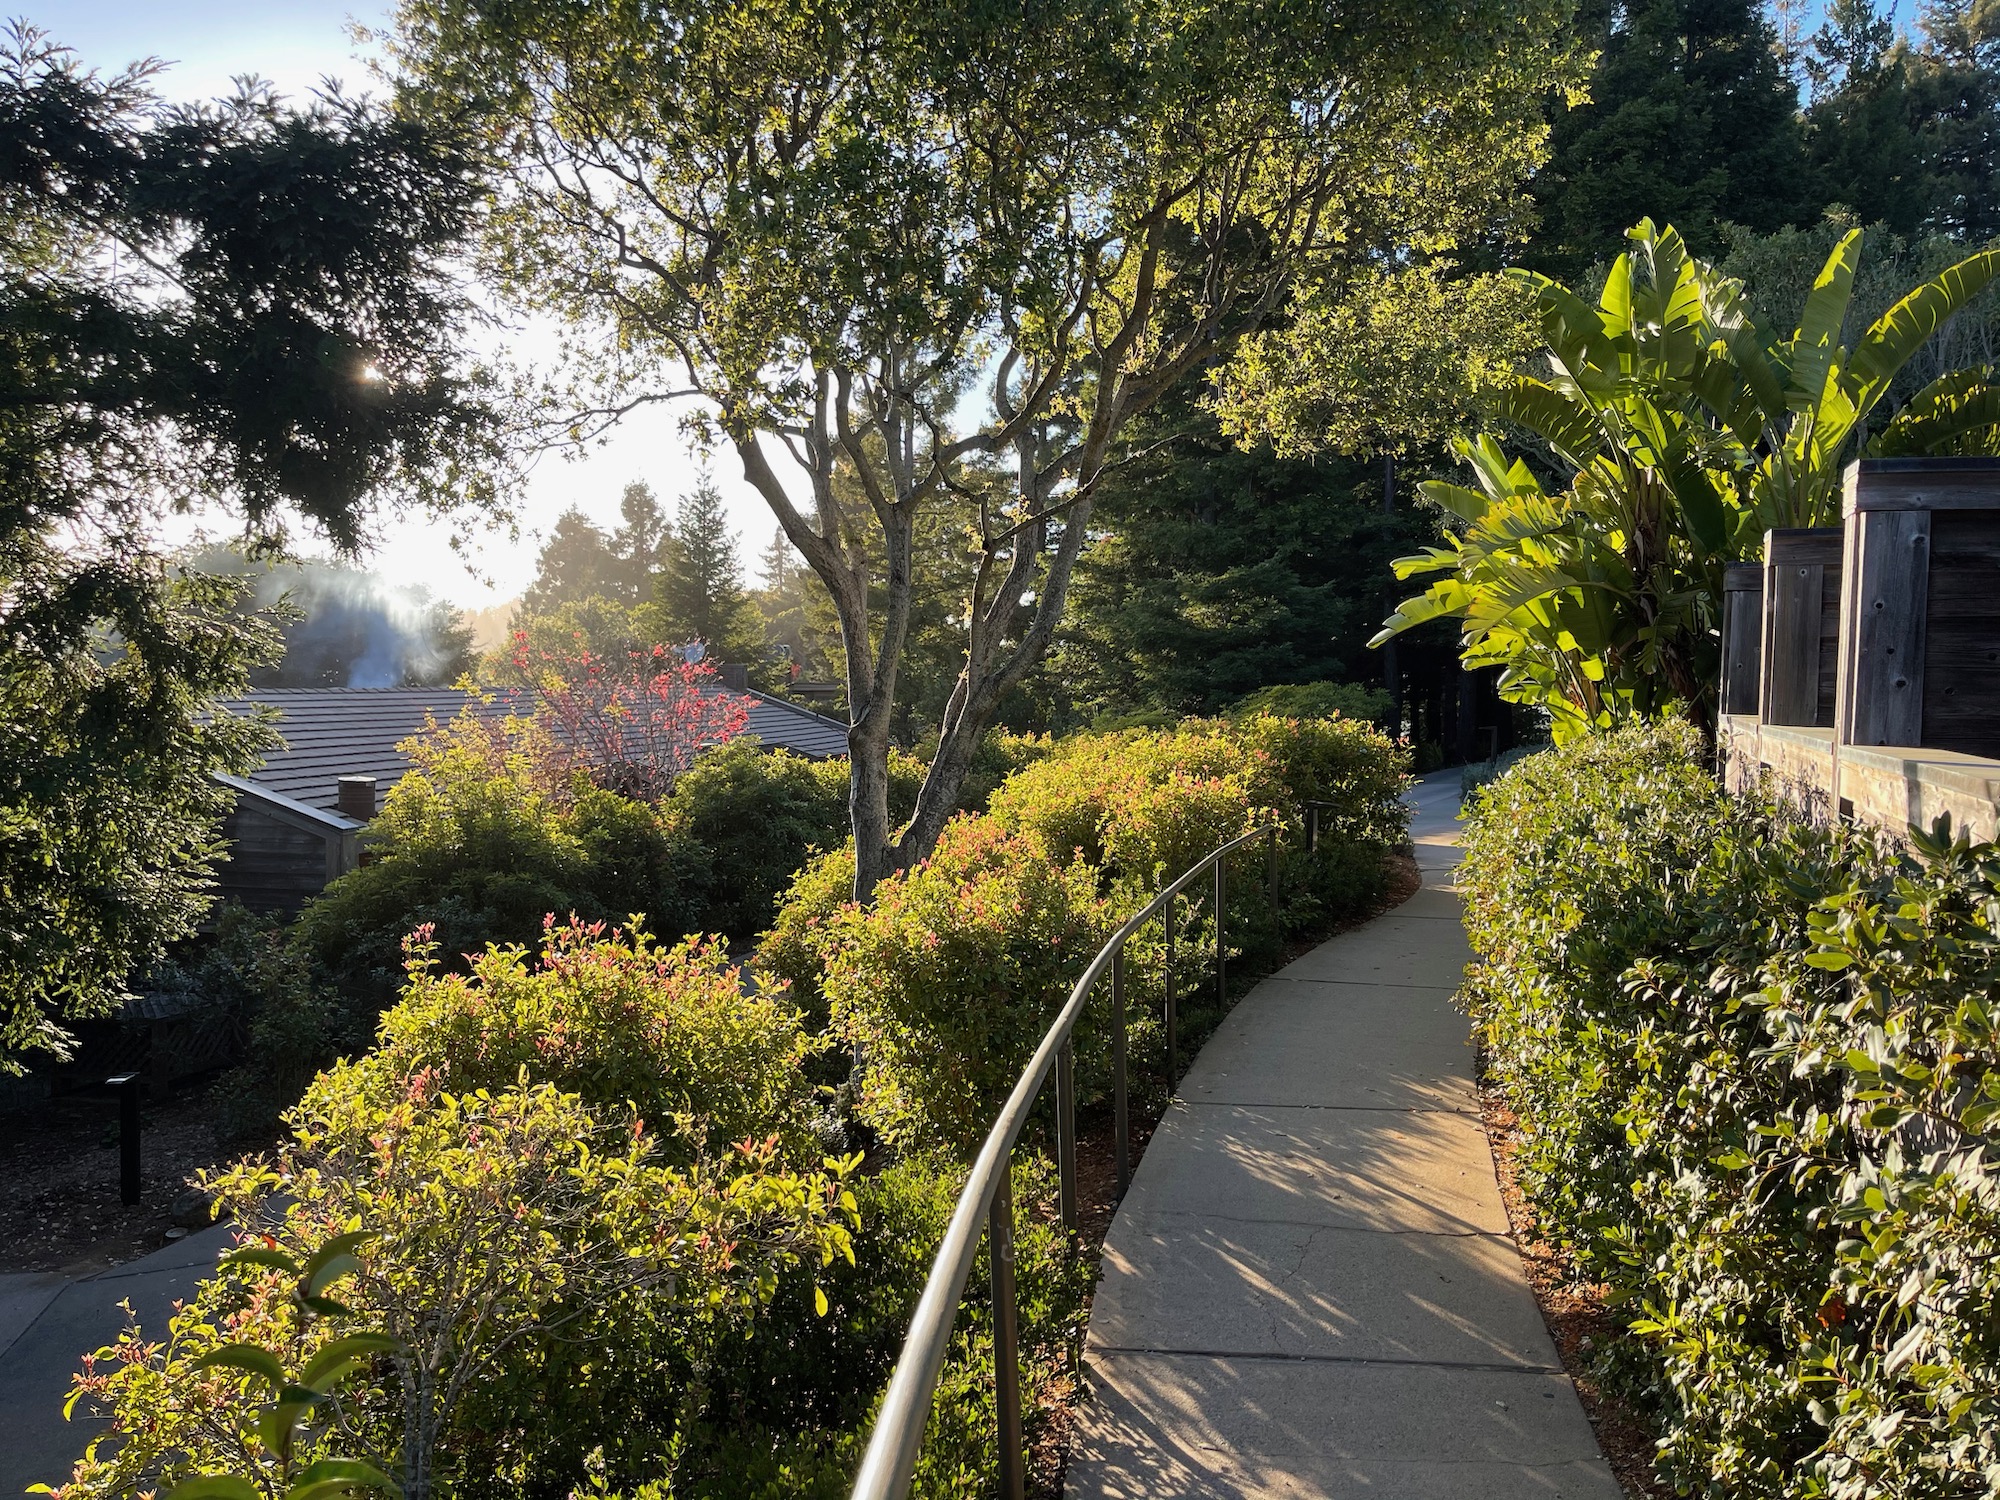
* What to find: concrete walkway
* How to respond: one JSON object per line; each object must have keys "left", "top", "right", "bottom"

{"left": 0, "top": 1223, "right": 234, "bottom": 1496}
{"left": 1067, "top": 772, "right": 1620, "bottom": 1498}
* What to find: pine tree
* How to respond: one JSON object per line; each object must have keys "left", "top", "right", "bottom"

{"left": 1529, "top": 0, "right": 1817, "bottom": 276}
{"left": 606, "top": 481, "right": 672, "bottom": 602}
{"left": 1907, "top": 0, "right": 2000, "bottom": 238}
{"left": 1805, "top": 0, "right": 1927, "bottom": 235}
{"left": 519, "top": 508, "right": 622, "bottom": 616}
{"left": 649, "top": 478, "right": 761, "bottom": 665}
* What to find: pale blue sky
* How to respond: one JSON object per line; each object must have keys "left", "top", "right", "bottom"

{"left": 48, "top": 3, "right": 776, "bottom": 611}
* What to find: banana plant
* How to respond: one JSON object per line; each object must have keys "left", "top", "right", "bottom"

{"left": 1375, "top": 218, "right": 2000, "bottom": 741}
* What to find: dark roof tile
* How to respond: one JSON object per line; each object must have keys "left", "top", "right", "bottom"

{"left": 218, "top": 685, "right": 849, "bottom": 813}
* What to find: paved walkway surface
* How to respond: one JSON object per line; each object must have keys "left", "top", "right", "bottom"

{"left": 1067, "top": 772, "right": 1620, "bottom": 1498}
{"left": 1, "top": 1223, "right": 234, "bottom": 1496}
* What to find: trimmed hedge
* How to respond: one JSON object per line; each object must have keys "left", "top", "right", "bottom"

{"left": 765, "top": 713, "right": 1410, "bottom": 1156}
{"left": 1460, "top": 720, "right": 2000, "bottom": 1497}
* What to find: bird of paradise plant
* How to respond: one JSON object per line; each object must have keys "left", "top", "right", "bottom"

{"left": 1375, "top": 218, "right": 2000, "bottom": 741}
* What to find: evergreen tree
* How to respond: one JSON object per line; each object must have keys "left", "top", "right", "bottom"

{"left": 1530, "top": 0, "right": 1816, "bottom": 276}
{"left": 519, "top": 508, "right": 623, "bottom": 616}
{"left": 1052, "top": 397, "right": 1461, "bottom": 730}
{"left": 606, "top": 481, "right": 672, "bottom": 602}
{"left": 1804, "top": 0, "right": 1930, "bottom": 234}
{"left": 649, "top": 478, "right": 761, "bottom": 666}
{"left": 1906, "top": 0, "right": 2000, "bottom": 238}
{"left": 750, "top": 530, "right": 826, "bottom": 685}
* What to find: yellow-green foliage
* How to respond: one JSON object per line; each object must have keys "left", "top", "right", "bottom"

{"left": 326, "top": 920, "right": 826, "bottom": 1167}
{"left": 987, "top": 714, "right": 1407, "bottom": 885}
{"left": 55, "top": 1070, "right": 856, "bottom": 1500}
{"left": 763, "top": 715, "right": 1409, "bottom": 1155}
{"left": 822, "top": 818, "right": 1114, "bottom": 1151}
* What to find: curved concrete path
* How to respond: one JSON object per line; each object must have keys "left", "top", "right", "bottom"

{"left": 1067, "top": 772, "right": 1620, "bottom": 1499}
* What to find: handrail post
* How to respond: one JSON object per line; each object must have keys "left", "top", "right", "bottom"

{"left": 1267, "top": 823, "right": 1279, "bottom": 915}
{"left": 1163, "top": 897, "right": 1177, "bottom": 1092}
{"left": 1214, "top": 853, "right": 1227, "bottom": 1008}
{"left": 989, "top": 1167, "right": 1025, "bottom": 1500}
{"left": 1307, "top": 804, "right": 1319, "bottom": 854}
{"left": 1056, "top": 1039, "right": 1077, "bottom": 1233}
{"left": 1112, "top": 946, "right": 1129, "bottom": 1197}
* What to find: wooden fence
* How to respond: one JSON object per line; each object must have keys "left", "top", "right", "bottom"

{"left": 1719, "top": 458, "right": 2000, "bottom": 841}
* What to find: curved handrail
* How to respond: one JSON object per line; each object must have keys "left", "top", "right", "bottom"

{"left": 849, "top": 816, "right": 1299, "bottom": 1500}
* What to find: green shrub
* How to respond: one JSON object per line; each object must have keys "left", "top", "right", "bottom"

{"left": 1227, "top": 679, "right": 1391, "bottom": 724}
{"left": 663, "top": 740, "right": 850, "bottom": 939}
{"left": 58, "top": 1071, "right": 854, "bottom": 1500}
{"left": 296, "top": 715, "right": 700, "bottom": 1012}
{"left": 678, "top": 1153, "right": 1088, "bottom": 1498}
{"left": 823, "top": 817, "right": 1115, "bottom": 1153}
{"left": 755, "top": 846, "right": 857, "bottom": 1032}
{"left": 323, "top": 919, "right": 827, "bottom": 1167}
{"left": 1459, "top": 720, "right": 2000, "bottom": 1496}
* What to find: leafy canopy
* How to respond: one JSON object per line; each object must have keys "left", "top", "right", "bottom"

{"left": 0, "top": 30, "right": 499, "bottom": 1067}
{"left": 391, "top": 0, "right": 1582, "bottom": 894}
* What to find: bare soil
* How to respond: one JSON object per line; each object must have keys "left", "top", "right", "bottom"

{"left": 1479, "top": 1080, "right": 1670, "bottom": 1500}
{"left": 0, "top": 1087, "right": 255, "bottom": 1275}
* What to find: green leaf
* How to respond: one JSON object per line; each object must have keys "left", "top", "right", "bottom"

{"left": 222, "top": 1247, "right": 301, "bottom": 1277}
{"left": 1871, "top": 366, "right": 2000, "bottom": 458}
{"left": 1849, "top": 249, "right": 2000, "bottom": 406}
{"left": 286, "top": 1458, "right": 402, "bottom": 1500}
{"left": 259, "top": 1385, "right": 326, "bottom": 1462}
{"left": 1496, "top": 379, "right": 1604, "bottom": 468}
{"left": 165, "top": 1479, "right": 262, "bottom": 1500}
{"left": 1787, "top": 230, "right": 1862, "bottom": 412}
{"left": 303, "top": 1232, "right": 377, "bottom": 1298}
{"left": 814, "top": 1285, "right": 829, "bottom": 1317}
{"left": 299, "top": 1334, "right": 401, "bottom": 1393}
{"left": 193, "top": 1345, "right": 288, "bottom": 1391}
{"left": 1804, "top": 951, "right": 1854, "bottom": 971}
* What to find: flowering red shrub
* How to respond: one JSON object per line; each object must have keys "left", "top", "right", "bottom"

{"left": 507, "top": 632, "right": 750, "bottom": 799}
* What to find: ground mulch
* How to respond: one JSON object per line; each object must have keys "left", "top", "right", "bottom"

{"left": 1479, "top": 1079, "right": 1671, "bottom": 1500}
{"left": 0, "top": 1087, "right": 252, "bottom": 1275}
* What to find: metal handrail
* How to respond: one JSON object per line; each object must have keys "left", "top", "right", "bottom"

{"left": 849, "top": 810, "right": 1319, "bottom": 1500}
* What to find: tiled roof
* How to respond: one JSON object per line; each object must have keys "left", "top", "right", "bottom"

{"left": 216, "top": 685, "right": 849, "bottom": 814}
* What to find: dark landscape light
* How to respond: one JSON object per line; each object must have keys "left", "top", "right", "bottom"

{"left": 106, "top": 1071, "right": 142, "bottom": 1206}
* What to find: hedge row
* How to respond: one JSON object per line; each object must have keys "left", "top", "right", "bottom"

{"left": 762, "top": 713, "right": 1410, "bottom": 1156}
{"left": 1459, "top": 721, "right": 2000, "bottom": 1497}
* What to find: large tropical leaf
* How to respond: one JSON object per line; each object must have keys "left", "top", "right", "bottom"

{"left": 1785, "top": 228, "right": 1863, "bottom": 413}
{"left": 1847, "top": 248, "right": 2000, "bottom": 406}
{"left": 1415, "top": 480, "right": 1490, "bottom": 524}
{"left": 1496, "top": 378, "right": 1604, "bottom": 468}
{"left": 1513, "top": 270, "right": 1621, "bottom": 391}
{"left": 1370, "top": 578, "right": 1473, "bottom": 644}
{"left": 1872, "top": 366, "right": 2000, "bottom": 457}
{"left": 1457, "top": 433, "right": 1545, "bottom": 502}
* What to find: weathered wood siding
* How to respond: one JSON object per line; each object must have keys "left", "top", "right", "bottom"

{"left": 1922, "top": 510, "right": 2000, "bottom": 756}
{"left": 215, "top": 803, "right": 338, "bottom": 914}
